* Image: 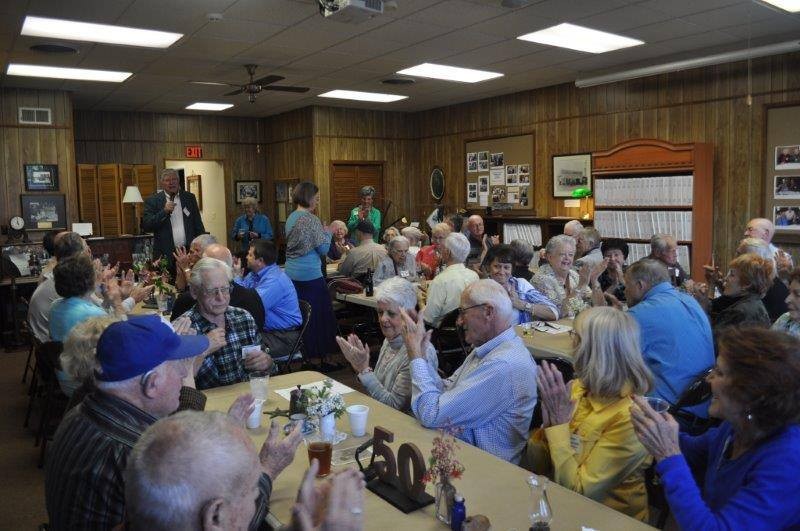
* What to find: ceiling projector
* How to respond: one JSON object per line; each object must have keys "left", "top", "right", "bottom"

{"left": 320, "top": 0, "right": 384, "bottom": 23}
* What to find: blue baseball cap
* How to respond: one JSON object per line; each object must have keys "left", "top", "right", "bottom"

{"left": 96, "top": 315, "right": 209, "bottom": 382}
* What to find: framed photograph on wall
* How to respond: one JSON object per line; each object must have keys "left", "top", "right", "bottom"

{"left": 186, "top": 174, "right": 202, "bottom": 209}
{"left": 21, "top": 193, "right": 67, "bottom": 229}
{"left": 235, "top": 180, "right": 261, "bottom": 203}
{"left": 553, "top": 154, "right": 592, "bottom": 198}
{"left": 24, "top": 164, "right": 59, "bottom": 191}
{"left": 775, "top": 205, "right": 800, "bottom": 230}
{"left": 276, "top": 182, "right": 288, "bottom": 202}
{"left": 774, "top": 175, "right": 800, "bottom": 199}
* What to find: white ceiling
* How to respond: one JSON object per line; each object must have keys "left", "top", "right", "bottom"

{"left": 0, "top": 0, "right": 798, "bottom": 116}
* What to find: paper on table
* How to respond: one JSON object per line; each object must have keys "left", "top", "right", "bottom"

{"left": 275, "top": 380, "right": 356, "bottom": 400}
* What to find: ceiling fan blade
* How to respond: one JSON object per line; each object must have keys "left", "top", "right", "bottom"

{"left": 262, "top": 85, "right": 310, "bottom": 93}
{"left": 223, "top": 87, "right": 246, "bottom": 96}
{"left": 189, "top": 81, "right": 241, "bottom": 87}
{"left": 252, "top": 74, "right": 285, "bottom": 86}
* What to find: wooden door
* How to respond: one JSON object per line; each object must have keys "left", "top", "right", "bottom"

{"left": 119, "top": 165, "right": 136, "bottom": 235}
{"left": 330, "top": 163, "right": 384, "bottom": 227}
{"left": 77, "top": 164, "right": 100, "bottom": 233}
{"left": 134, "top": 164, "right": 157, "bottom": 198}
{"left": 97, "top": 163, "right": 122, "bottom": 236}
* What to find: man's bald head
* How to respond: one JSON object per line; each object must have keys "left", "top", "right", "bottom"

{"left": 125, "top": 411, "right": 261, "bottom": 531}
{"left": 744, "top": 218, "right": 775, "bottom": 244}
{"left": 203, "top": 243, "right": 233, "bottom": 267}
{"left": 466, "top": 215, "right": 484, "bottom": 239}
{"left": 563, "top": 220, "right": 583, "bottom": 237}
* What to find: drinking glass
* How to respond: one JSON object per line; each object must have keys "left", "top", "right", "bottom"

{"left": 306, "top": 438, "right": 333, "bottom": 477}
{"left": 646, "top": 396, "right": 670, "bottom": 414}
{"left": 249, "top": 371, "right": 270, "bottom": 401}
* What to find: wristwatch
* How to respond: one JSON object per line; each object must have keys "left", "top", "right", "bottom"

{"left": 524, "top": 302, "right": 534, "bottom": 313}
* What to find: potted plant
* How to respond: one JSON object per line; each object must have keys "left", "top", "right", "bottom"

{"left": 304, "top": 379, "right": 346, "bottom": 438}
{"left": 423, "top": 428, "right": 465, "bottom": 524}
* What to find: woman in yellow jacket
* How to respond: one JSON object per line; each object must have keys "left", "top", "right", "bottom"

{"left": 524, "top": 306, "right": 653, "bottom": 521}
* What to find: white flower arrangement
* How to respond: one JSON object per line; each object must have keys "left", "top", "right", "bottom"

{"left": 304, "top": 379, "right": 347, "bottom": 419}
{"left": 565, "top": 297, "right": 588, "bottom": 318}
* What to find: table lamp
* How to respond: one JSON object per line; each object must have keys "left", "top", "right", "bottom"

{"left": 570, "top": 187, "right": 593, "bottom": 220}
{"left": 122, "top": 185, "right": 144, "bottom": 235}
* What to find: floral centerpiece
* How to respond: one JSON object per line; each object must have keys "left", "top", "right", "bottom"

{"left": 423, "top": 427, "right": 465, "bottom": 524}
{"left": 304, "top": 379, "right": 346, "bottom": 438}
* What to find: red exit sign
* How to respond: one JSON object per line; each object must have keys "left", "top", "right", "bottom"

{"left": 185, "top": 145, "right": 203, "bottom": 158}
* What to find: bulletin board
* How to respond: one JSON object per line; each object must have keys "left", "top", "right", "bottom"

{"left": 465, "top": 133, "right": 534, "bottom": 212}
{"left": 765, "top": 103, "right": 800, "bottom": 240}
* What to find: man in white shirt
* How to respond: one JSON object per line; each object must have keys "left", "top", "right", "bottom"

{"left": 423, "top": 233, "right": 478, "bottom": 327}
{"left": 142, "top": 169, "right": 205, "bottom": 274}
{"left": 744, "top": 217, "right": 793, "bottom": 279}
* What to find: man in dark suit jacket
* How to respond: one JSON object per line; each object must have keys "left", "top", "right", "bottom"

{"left": 142, "top": 168, "right": 205, "bottom": 271}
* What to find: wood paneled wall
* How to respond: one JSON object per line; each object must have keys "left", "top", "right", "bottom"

{"left": 0, "top": 89, "right": 76, "bottom": 235}
{"left": 414, "top": 52, "right": 800, "bottom": 263}
{"left": 74, "top": 111, "right": 268, "bottom": 247}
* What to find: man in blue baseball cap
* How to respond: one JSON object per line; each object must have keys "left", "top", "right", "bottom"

{"left": 45, "top": 315, "right": 210, "bottom": 530}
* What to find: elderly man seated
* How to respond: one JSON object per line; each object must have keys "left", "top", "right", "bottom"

{"left": 625, "top": 259, "right": 714, "bottom": 431}
{"left": 171, "top": 243, "right": 265, "bottom": 326}
{"left": 423, "top": 233, "right": 479, "bottom": 328}
{"left": 374, "top": 235, "right": 419, "bottom": 285}
{"left": 648, "top": 234, "right": 689, "bottom": 287}
{"left": 402, "top": 279, "right": 538, "bottom": 463}
{"left": 180, "top": 257, "right": 273, "bottom": 389}
{"left": 45, "top": 316, "right": 210, "bottom": 529}
{"left": 574, "top": 227, "right": 603, "bottom": 269}
{"left": 174, "top": 233, "right": 218, "bottom": 291}
{"left": 465, "top": 214, "right": 497, "bottom": 267}
{"left": 236, "top": 239, "right": 303, "bottom": 359}
{"left": 338, "top": 220, "right": 386, "bottom": 281}
{"left": 125, "top": 411, "right": 359, "bottom": 531}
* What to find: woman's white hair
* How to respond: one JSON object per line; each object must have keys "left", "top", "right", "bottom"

{"left": 241, "top": 197, "right": 259, "bottom": 209}
{"left": 61, "top": 315, "right": 123, "bottom": 382}
{"left": 465, "top": 279, "right": 514, "bottom": 328}
{"left": 330, "top": 220, "right": 347, "bottom": 234}
{"left": 401, "top": 226, "right": 422, "bottom": 245}
{"left": 573, "top": 306, "right": 653, "bottom": 398}
{"left": 375, "top": 276, "right": 417, "bottom": 310}
{"left": 189, "top": 257, "right": 232, "bottom": 289}
{"left": 545, "top": 234, "right": 576, "bottom": 255}
{"left": 388, "top": 235, "right": 410, "bottom": 251}
{"left": 444, "top": 233, "right": 471, "bottom": 263}
{"left": 432, "top": 222, "right": 452, "bottom": 236}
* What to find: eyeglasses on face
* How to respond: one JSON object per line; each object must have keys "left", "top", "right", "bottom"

{"left": 201, "top": 285, "right": 233, "bottom": 297}
{"left": 457, "top": 303, "right": 486, "bottom": 316}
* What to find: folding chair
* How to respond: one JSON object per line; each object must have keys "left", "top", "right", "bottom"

{"left": 274, "top": 300, "right": 312, "bottom": 374}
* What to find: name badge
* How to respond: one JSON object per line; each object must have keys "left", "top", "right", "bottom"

{"left": 399, "top": 269, "right": 410, "bottom": 278}
{"left": 183, "top": 207, "right": 191, "bottom": 216}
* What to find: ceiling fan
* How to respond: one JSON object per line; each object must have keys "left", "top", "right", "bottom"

{"left": 192, "top": 64, "right": 310, "bottom": 103}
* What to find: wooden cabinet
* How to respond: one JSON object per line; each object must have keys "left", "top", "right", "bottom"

{"left": 76, "top": 163, "right": 156, "bottom": 237}
{"left": 591, "top": 139, "right": 713, "bottom": 281}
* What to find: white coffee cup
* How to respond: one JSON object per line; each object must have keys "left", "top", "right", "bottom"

{"left": 247, "top": 400, "right": 265, "bottom": 429}
{"left": 346, "top": 404, "right": 369, "bottom": 437}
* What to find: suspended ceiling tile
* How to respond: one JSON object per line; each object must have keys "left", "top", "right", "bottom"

{"left": 659, "top": 30, "right": 743, "bottom": 54}
{"left": 469, "top": 9, "right": 555, "bottom": 38}
{"left": 232, "top": 42, "right": 314, "bottom": 66}
{"left": 169, "top": 36, "right": 253, "bottom": 60}
{"left": 369, "top": 19, "right": 453, "bottom": 44}
{"left": 625, "top": 19, "right": 707, "bottom": 43}
{"left": 443, "top": 39, "right": 546, "bottom": 68}
{"left": 575, "top": 4, "right": 674, "bottom": 32}
{"left": 221, "top": 0, "right": 314, "bottom": 26}
{"left": 524, "top": 0, "right": 630, "bottom": 21}
{"left": 193, "top": 18, "right": 287, "bottom": 44}
{"left": 681, "top": 2, "right": 782, "bottom": 31}
{"left": 405, "top": 0, "right": 509, "bottom": 29}
{"left": 636, "top": 0, "right": 745, "bottom": 18}
{"left": 722, "top": 19, "right": 800, "bottom": 40}
{"left": 326, "top": 35, "right": 409, "bottom": 57}
{"left": 26, "top": 0, "right": 133, "bottom": 23}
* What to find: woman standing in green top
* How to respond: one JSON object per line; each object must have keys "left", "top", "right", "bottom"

{"left": 347, "top": 186, "right": 381, "bottom": 243}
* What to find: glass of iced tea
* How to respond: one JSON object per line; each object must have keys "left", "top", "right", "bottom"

{"left": 306, "top": 439, "right": 333, "bottom": 477}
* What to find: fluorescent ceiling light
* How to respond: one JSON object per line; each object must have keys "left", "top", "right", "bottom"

{"left": 7, "top": 63, "right": 131, "bottom": 82}
{"left": 21, "top": 16, "right": 182, "bottom": 48}
{"left": 760, "top": 0, "right": 800, "bottom": 11}
{"left": 575, "top": 40, "right": 800, "bottom": 88}
{"left": 397, "top": 63, "right": 503, "bottom": 83}
{"left": 518, "top": 23, "right": 643, "bottom": 53}
{"left": 185, "top": 102, "right": 234, "bottom": 111}
{"left": 318, "top": 90, "right": 407, "bottom": 103}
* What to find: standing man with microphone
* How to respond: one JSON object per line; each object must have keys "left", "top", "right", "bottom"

{"left": 142, "top": 168, "right": 206, "bottom": 275}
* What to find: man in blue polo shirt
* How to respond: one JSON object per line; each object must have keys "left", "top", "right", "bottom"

{"left": 625, "top": 258, "right": 714, "bottom": 431}
{"left": 237, "top": 239, "right": 302, "bottom": 360}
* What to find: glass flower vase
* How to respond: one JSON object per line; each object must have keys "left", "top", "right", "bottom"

{"left": 434, "top": 478, "right": 456, "bottom": 524}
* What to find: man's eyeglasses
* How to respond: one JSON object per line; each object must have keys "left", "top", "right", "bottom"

{"left": 457, "top": 303, "right": 486, "bottom": 316}
{"left": 201, "top": 285, "right": 233, "bottom": 297}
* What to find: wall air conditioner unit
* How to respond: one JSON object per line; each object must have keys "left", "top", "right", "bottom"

{"left": 19, "top": 107, "right": 52, "bottom": 125}
{"left": 321, "top": 0, "right": 383, "bottom": 23}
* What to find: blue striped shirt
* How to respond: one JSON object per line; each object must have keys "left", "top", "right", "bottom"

{"left": 509, "top": 276, "right": 559, "bottom": 323}
{"left": 411, "top": 327, "right": 538, "bottom": 463}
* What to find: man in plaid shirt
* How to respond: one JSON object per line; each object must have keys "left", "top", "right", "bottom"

{"left": 181, "top": 257, "right": 273, "bottom": 389}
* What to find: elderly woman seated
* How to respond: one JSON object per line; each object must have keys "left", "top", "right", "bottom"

{"left": 336, "top": 277, "right": 437, "bottom": 410}
{"left": 525, "top": 306, "right": 654, "bottom": 521}
{"left": 481, "top": 244, "right": 557, "bottom": 323}
{"left": 373, "top": 235, "right": 419, "bottom": 285}
{"left": 416, "top": 222, "right": 451, "bottom": 280}
{"left": 773, "top": 267, "right": 800, "bottom": 337}
{"left": 532, "top": 235, "right": 605, "bottom": 318}
{"left": 327, "top": 220, "right": 352, "bottom": 262}
{"left": 707, "top": 253, "right": 771, "bottom": 332}
{"left": 401, "top": 226, "right": 424, "bottom": 258}
{"left": 631, "top": 327, "right": 800, "bottom": 529}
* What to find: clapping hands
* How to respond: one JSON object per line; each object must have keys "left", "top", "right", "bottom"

{"left": 336, "top": 334, "right": 370, "bottom": 373}
{"left": 536, "top": 360, "right": 575, "bottom": 428}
